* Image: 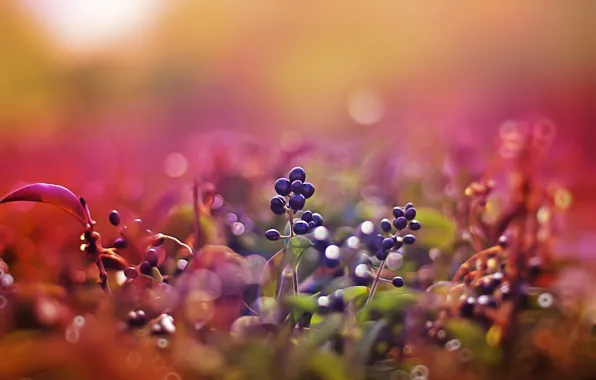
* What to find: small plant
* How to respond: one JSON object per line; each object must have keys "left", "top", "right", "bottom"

{"left": 0, "top": 125, "right": 588, "bottom": 380}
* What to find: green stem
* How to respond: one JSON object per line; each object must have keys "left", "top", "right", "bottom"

{"left": 365, "top": 259, "right": 386, "bottom": 305}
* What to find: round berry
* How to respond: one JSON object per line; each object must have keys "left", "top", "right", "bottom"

{"left": 293, "top": 220, "right": 310, "bottom": 235}
{"left": 376, "top": 249, "right": 389, "bottom": 261}
{"left": 124, "top": 267, "right": 138, "bottom": 279}
{"left": 381, "top": 238, "right": 395, "bottom": 252}
{"left": 289, "top": 194, "right": 306, "bottom": 211}
{"left": 301, "top": 210, "right": 313, "bottom": 222}
{"left": 403, "top": 234, "right": 416, "bottom": 245}
{"left": 460, "top": 297, "right": 476, "bottom": 318}
{"left": 405, "top": 207, "right": 417, "bottom": 221}
{"left": 393, "top": 217, "right": 407, "bottom": 230}
{"left": 114, "top": 237, "right": 127, "bottom": 249}
{"left": 274, "top": 178, "right": 292, "bottom": 196}
{"left": 312, "top": 213, "right": 323, "bottom": 226}
{"left": 289, "top": 167, "right": 306, "bottom": 182}
{"left": 331, "top": 290, "right": 345, "bottom": 311}
{"left": 405, "top": 202, "right": 415, "bottom": 210}
{"left": 270, "top": 196, "right": 287, "bottom": 215}
{"left": 265, "top": 229, "right": 281, "bottom": 241}
{"left": 392, "top": 276, "right": 404, "bottom": 288}
{"left": 317, "top": 296, "right": 331, "bottom": 313}
{"left": 393, "top": 236, "right": 404, "bottom": 249}
{"left": 498, "top": 235, "right": 508, "bottom": 248}
{"left": 139, "top": 261, "right": 152, "bottom": 276}
{"left": 392, "top": 207, "right": 405, "bottom": 218}
{"left": 308, "top": 221, "right": 317, "bottom": 230}
{"left": 409, "top": 220, "right": 421, "bottom": 231}
{"left": 109, "top": 210, "right": 121, "bottom": 226}
{"left": 144, "top": 249, "right": 159, "bottom": 267}
{"left": 302, "top": 182, "right": 315, "bottom": 199}
{"left": 380, "top": 218, "right": 392, "bottom": 232}
{"left": 291, "top": 180, "right": 304, "bottom": 194}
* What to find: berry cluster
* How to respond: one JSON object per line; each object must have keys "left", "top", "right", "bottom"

{"left": 266, "top": 167, "right": 320, "bottom": 240}
{"left": 150, "top": 312, "right": 176, "bottom": 335}
{"left": 126, "top": 308, "right": 148, "bottom": 328}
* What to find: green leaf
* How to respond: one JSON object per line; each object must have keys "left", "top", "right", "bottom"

{"left": 342, "top": 286, "right": 370, "bottom": 304}
{"left": 298, "top": 313, "right": 343, "bottom": 352}
{"left": 357, "top": 291, "right": 418, "bottom": 323}
{"left": 260, "top": 248, "right": 287, "bottom": 298}
{"left": 356, "top": 319, "right": 388, "bottom": 364}
{"left": 306, "top": 351, "right": 349, "bottom": 380}
{"left": 310, "top": 313, "right": 324, "bottom": 326}
{"left": 415, "top": 207, "right": 456, "bottom": 248}
{"left": 286, "top": 236, "right": 313, "bottom": 261}
{"left": 444, "top": 318, "right": 485, "bottom": 349}
{"left": 282, "top": 294, "right": 318, "bottom": 314}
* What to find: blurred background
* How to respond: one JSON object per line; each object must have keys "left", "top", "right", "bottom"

{"left": 0, "top": 0, "right": 593, "bottom": 279}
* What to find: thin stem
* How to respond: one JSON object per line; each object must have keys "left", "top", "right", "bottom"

{"left": 158, "top": 234, "right": 194, "bottom": 257}
{"left": 192, "top": 179, "right": 202, "bottom": 252}
{"left": 96, "top": 257, "right": 113, "bottom": 299}
{"left": 287, "top": 209, "right": 299, "bottom": 296}
{"left": 366, "top": 259, "right": 386, "bottom": 305}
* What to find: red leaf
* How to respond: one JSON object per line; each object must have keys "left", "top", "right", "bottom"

{"left": 0, "top": 183, "right": 87, "bottom": 225}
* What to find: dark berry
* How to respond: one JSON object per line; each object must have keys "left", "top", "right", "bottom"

{"left": 274, "top": 178, "right": 292, "bottom": 196}
{"left": 460, "top": 297, "right": 476, "bottom": 318}
{"left": 293, "top": 220, "right": 310, "bottom": 235}
{"left": 403, "top": 234, "right": 416, "bottom": 245}
{"left": 270, "top": 196, "right": 287, "bottom": 215}
{"left": 354, "top": 271, "right": 373, "bottom": 286}
{"left": 405, "top": 202, "right": 415, "bottom": 210}
{"left": 301, "top": 210, "right": 313, "bottom": 222}
{"left": 477, "top": 295, "right": 498, "bottom": 309}
{"left": 114, "top": 237, "right": 127, "bottom": 249}
{"left": 124, "top": 267, "right": 138, "bottom": 279}
{"left": 109, "top": 210, "right": 121, "bottom": 226}
{"left": 393, "top": 217, "right": 407, "bottom": 230}
{"left": 393, "top": 236, "right": 404, "bottom": 249}
{"left": 312, "top": 213, "right": 323, "bottom": 226}
{"left": 145, "top": 249, "right": 159, "bottom": 267}
{"left": 392, "top": 207, "right": 405, "bottom": 218}
{"left": 492, "top": 272, "right": 504, "bottom": 287}
{"left": 331, "top": 290, "right": 345, "bottom": 311}
{"left": 265, "top": 229, "right": 281, "bottom": 241}
{"left": 139, "top": 261, "right": 152, "bottom": 275}
{"left": 317, "top": 296, "right": 332, "bottom": 313}
{"left": 376, "top": 250, "right": 389, "bottom": 261}
{"left": 392, "top": 276, "right": 404, "bottom": 288}
{"left": 405, "top": 208, "right": 417, "bottom": 221}
{"left": 289, "top": 166, "right": 306, "bottom": 182}
{"left": 409, "top": 220, "right": 421, "bottom": 231}
{"left": 380, "top": 218, "right": 392, "bottom": 232}
{"left": 381, "top": 238, "right": 395, "bottom": 252}
{"left": 289, "top": 194, "right": 306, "bottom": 211}
{"left": 291, "top": 180, "right": 304, "bottom": 194}
{"left": 302, "top": 182, "right": 315, "bottom": 199}
{"left": 498, "top": 235, "right": 507, "bottom": 248}
{"left": 308, "top": 221, "right": 317, "bottom": 230}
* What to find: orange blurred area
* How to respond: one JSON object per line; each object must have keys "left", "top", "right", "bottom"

{"left": 0, "top": 0, "right": 593, "bottom": 261}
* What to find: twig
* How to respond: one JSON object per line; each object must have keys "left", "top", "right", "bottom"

{"left": 365, "top": 259, "right": 386, "bottom": 305}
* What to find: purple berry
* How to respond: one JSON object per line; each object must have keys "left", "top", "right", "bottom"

{"left": 274, "top": 178, "right": 292, "bottom": 196}
{"left": 392, "top": 207, "right": 405, "bottom": 218}
{"left": 301, "top": 210, "right": 313, "bottom": 222}
{"left": 380, "top": 218, "right": 392, "bottom": 232}
{"left": 302, "top": 182, "right": 315, "bottom": 199}
{"left": 289, "top": 167, "right": 306, "bottom": 182}
{"left": 109, "top": 210, "right": 121, "bottom": 226}
{"left": 289, "top": 194, "right": 306, "bottom": 211}
{"left": 312, "top": 213, "right": 323, "bottom": 226}
{"left": 381, "top": 238, "right": 395, "bottom": 251}
{"left": 114, "top": 237, "right": 127, "bottom": 249}
{"left": 145, "top": 248, "right": 159, "bottom": 267}
{"left": 405, "top": 202, "right": 415, "bottom": 210}
{"left": 403, "top": 234, "right": 416, "bottom": 245}
{"left": 409, "top": 220, "right": 421, "bottom": 231}
{"left": 124, "top": 267, "right": 138, "bottom": 279}
{"left": 405, "top": 208, "right": 416, "bottom": 221}
{"left": 392, "top": 276, "right": 404, "bottom": 288}
{"left": 291, "top": 180, "right": 304, "bottom": 194}
{"left": 270, "top": 195, "right": 287, "bottom": 215}
{"left": 393, "top": 217, "right": 407, "bottom": 230}
{"left": 265, "top": 229, "right": 281, "bottom": 241}
{"left": 293, "top": 220, "right": 310, "bottom": 235}
{"left": 139, "top": 261, "right": 152, "bottom": 275}
{"left": 498, "top": 235, "right": 507, "bottom": 248}
{"left": 460, "top": 297, "right": 476, "bottom": 318}
{"left": 308, "top": 221, "right": 316, "bottom": 230}
{"left": 376, "top": 250, "right": 389, "bottom": 261}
